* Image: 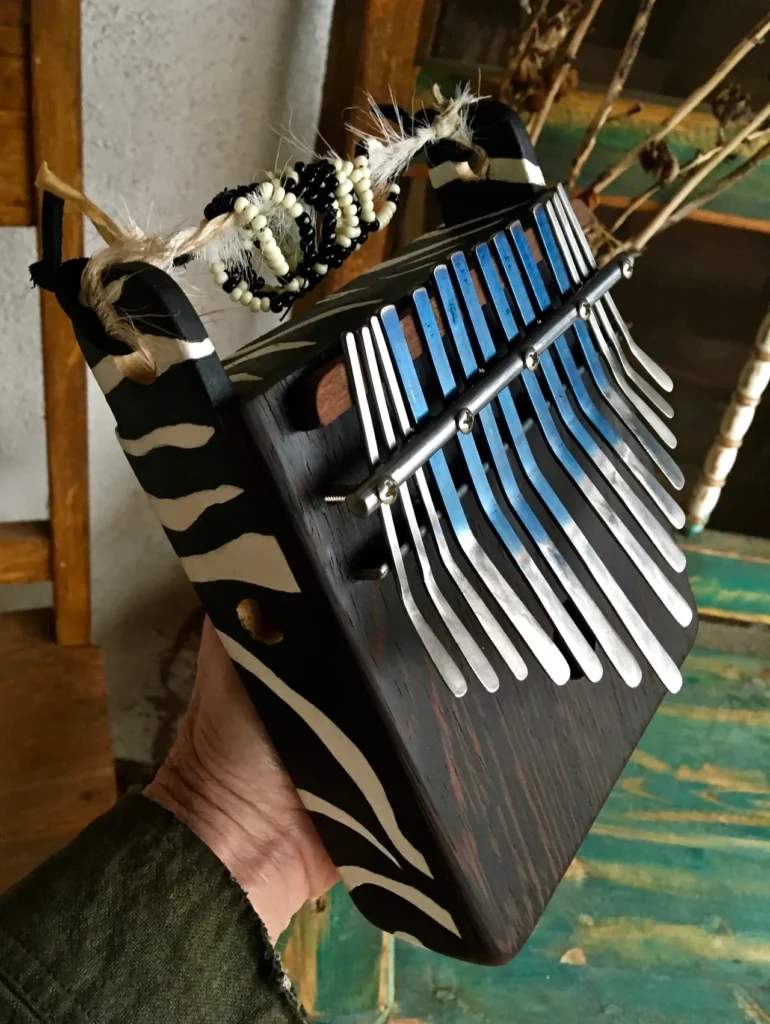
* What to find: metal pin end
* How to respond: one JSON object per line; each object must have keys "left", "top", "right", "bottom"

{"left": 377, "top": 476, "right": 398, "bottom": 505}
{"left": 324, "top": 494, "right": 347, "bottom": 503}
{"left": 621, "top": 258, "right": 634, "bottom": 280}
{"left": 579, "top": 300, "right": 592, "bottom": 321}
{"left": 456, "top": 408, "right": 475, "bottom": 434}
{"left": 523, "top": 347, "right": 539, "bottom": 371}
{"left": 351, "top": 564, "right": 390, "bottom": 582}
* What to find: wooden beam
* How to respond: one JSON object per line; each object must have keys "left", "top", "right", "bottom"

{"left": 29, "top": 0, "right": 90, "bottom": 645}
{"left": 0, "top": 520, "right": 51, "bottom": 584}
{"left": 0, "top": 0, "right": 33, "bottom": 225}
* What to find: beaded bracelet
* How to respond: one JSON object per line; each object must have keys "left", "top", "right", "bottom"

{"left": 201, "top": 146, "right": 402, "bottom": 316}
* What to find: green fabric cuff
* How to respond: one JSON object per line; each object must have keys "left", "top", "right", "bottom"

{"left": 0, "top": 795, "right": 304, "bottom": 1024}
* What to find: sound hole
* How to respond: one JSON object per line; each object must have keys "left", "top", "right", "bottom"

{"left": 237, "top": 598, "right": 284, "bottom": 645}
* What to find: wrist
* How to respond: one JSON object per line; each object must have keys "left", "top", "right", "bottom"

{"left": 146, "top": 749, "right": 313, "bottom": 940}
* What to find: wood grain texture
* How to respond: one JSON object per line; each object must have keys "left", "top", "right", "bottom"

{"left": 0, "top": 609, "right": 115, "bottom": 892}
{"left": 302, "top": 624, "right": 770, "bottom": 1021}
{"left": 30, "top": 0, "right": 90, "bottom": 645}
{"left": 0, "top": 519, "right": 51, "bottom": 583}
{"left": 0, "top": 0, "right": 32, "bottom": 225}
{"left": 683, "top": 530, "right": 770, "bottom": 626}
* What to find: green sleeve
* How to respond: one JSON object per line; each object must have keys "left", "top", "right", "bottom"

{"left": 0, "top": 795, "right": 305, "bottom": 1024}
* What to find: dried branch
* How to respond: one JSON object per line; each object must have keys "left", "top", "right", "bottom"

{"left": 664, "top": 138, "right": 770, "bottom": 230}
{"left": 568, "top": 0, "right": 657, "bottom": 187}
{"left": 582, "top": 12, "right": 770, "bottom": 199}
{"left": 610, "top": 128, "right": 770, "bottom": 233}
{"left": 629, "top": 100, "right": 770, "bottom": 250}
{"left": 500, "top": 0, "right": 551, "bottom": 107}
{"left": 529, "top": 0, "right": 606, "bottom": 144}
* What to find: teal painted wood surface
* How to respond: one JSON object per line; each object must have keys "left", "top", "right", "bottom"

{"left": 683, "top": 531, "right": 770, "bottom": 625}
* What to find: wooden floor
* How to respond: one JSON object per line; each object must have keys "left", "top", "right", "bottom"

{"left": 0, "top": 609, "right": 116, "bottom": 892}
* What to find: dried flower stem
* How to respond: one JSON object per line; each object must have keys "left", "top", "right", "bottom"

{"left": 664, "top": 138, "right": 770, "bottom": 230}
{"left": 568, "top": 0, "right": 657, "bottom": 187}
{"left": 500, "top": 0, "right": 551, "bottom": 106}
{"left": 629, "top": 100, "right": 770, "bottom": 250}
{"left": 529, "top": 0, "right": 607, "bottom": 145}
{"left": 583, "top": 12, "right": 770, "bottom": 199}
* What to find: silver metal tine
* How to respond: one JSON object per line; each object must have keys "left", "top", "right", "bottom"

{"left": 488, "top": 235, "right": 686, "bottom": 566}
{"left": 446, "top": 256, "right": 680, "bottom": 692}
{"left": 410, "top": 284, "right": 580, "bottom": 687}
{"left": 550, "top": 191, "right": 674, "bottom": 420}
{"left": 438, "top": 261, "right": 648, "bottom": 685}
{"left": 555, "top": 183, "right": 674, "bottom": 394}
{"left": 499, "top": 226, "right": 685, "bottom": 529}
{"left": 530, "top": 212, "right": 685, "bottom": 491}
{"left": 343, "top": 330, "right": 468, "bottom": 698}
{"left": 360, "top": 325, "right": 500, "bottom": 694}
{"left": 378, "top": 304, "right": 565, "bottom": 683}
{"left": 470, "top": 246, "right": 691, "bottom": 629}
{"left": 370, "top": 316, "right": 523, "bottom": 687}
{"left": 544, "top": 202, "right": 677, "bottom": 446}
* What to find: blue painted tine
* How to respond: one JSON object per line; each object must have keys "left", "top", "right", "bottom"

{"left": 501, "top": 226, "right": 685, "bottom": 529}
{"left": 453, "top": 250, "right": 681, "bottom": 693}
{"left": 434, "top": 263, "right": 604, "bottom": 683}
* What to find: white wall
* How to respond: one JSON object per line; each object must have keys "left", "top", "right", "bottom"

{"left": 0, "top": 0, "right": 334, "bottom": 763}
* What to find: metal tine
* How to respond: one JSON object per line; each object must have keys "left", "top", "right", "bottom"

{"left": 484, "top": 238, "right": 686, "bottom": 571}
{"left": 530, "top": 213, "right": 686, "bottom": 491}
{"left": 500, "top": 226, "right": 685, "bottom": 529}
{"left": 434, "top": 264, "right": 646, "bottom": 685}
{"left": 550, "top": 193, "right": 674, "bottom": 419}
{"left": 449, "top": 252, "right": 682, "bottom": 692}
{"left": 411, "top": 285, "right": 585, "bottom": 687}
{"left": 370, "top": 317, "right": 524, "bottom": 686}
{"left": 555, "top": 183, "right": 674, "bottom": 394}
{"left": 378, "top": 304, "right": 566, "bottom": 684}
{"left": 343, "top": 331, "right": 468, "bottom": 698}
{"left": 542, "top": 204, "right": 677, "bottom": 448}
{"left": 468, "top": 246, "right": 692, "bottom": 629}
{"left": 360, "top": 325, "right": 500, "bottom": 693}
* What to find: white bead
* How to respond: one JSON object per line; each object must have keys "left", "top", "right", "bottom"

{"left": 338, "top": 193, "right": 353, "bottom": 207}
{"left": 281, "top": 192, "right": 297, "bottom": 209}
{"left": 353, "top": 154, "right": 368, "bottom": 168}
{"left": 349, "top": 168, "right": 364, "bottom": 184}
{"left": 260, "top": 182, "right": 274, "bottom": 201}
{"left": 261, "top": 296, "right": 271, "bottom": 311}
{"left": 341, "top": 160, "right": 354, "bottom": 177}
{"left": 237, "top": 279, "right": 248, "bottom": 290}
{"left": 233, "top": 196, "right": 249, "bottom": 214}
{"left": 389, "top": 182, "right": 401, "bottom": 195}
{"left": 337, "top": 226, "right": 352, "bottom": 239}
{"left": 240, "top": 290, "right": 253, "bottom": 305}
{"left": 332, "top": 157, "right": 343, "bottom": 171}
{"left": 248, "top": 297, "right": 261, "bottom": 312}
{"left": 214, "top": 271, "right": 229, "bottom": 285}
{"left": 276, "top": 261, "right": 290, "bottom": 276}
{"left": 272, "top": 185, "right": 286, "bottom": 204}
{"left": 347, "top": 226, "right": 361, "bottom": 238}
{"left": 361, "top": 206, "right": 375, "bottom": 222}
{"left": 342, "top": 210, "right": 359, "bottom": 223}
{"left": 251, "top": 213, "right": 267, "bottom": 231}
{"left": 335, "top": 179, "right": 353, "bottom": 196}
{"left": 211, "top": 259, "right": 226, "bottom": 274}
{"left": 314, "top": 263, "right": 328, "bottom": 275}
{"left": 383, "top": 200, "right": 397, "bottom": 213}
{"left": 241, "top": 203, "right": 258, "bottom": 222}
{"left": 360, "top": 188, "right": 374, "bottom": 203}
{"left": 337, "top": 235, "right": 352, "bottom": 248}
{"left": 230, "top": 288, "right": 243, "bottom": 302}
{"left": 288, "top": 202, "right": 303, "bottom": 218}
{"left": 286, "top": 278, "right": 301, "bottom": 292}
{"left": 257, "top": 227, "right": 273, "bottom": 244}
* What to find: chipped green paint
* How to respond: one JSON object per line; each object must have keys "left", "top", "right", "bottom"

{"left": 684, "top": 530, "right": 770, "bottom": 625}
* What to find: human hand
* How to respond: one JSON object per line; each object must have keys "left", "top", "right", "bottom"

{"left": 145, "top": 617, "right": 338, "bottom": 940}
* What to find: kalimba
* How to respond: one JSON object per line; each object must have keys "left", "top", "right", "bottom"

{"left": 36, "top": 98, "right": 697, "bottom": 964}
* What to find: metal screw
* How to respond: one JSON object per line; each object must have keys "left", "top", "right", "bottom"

{"left": 324, "top": 494, "right": 347, "bottom": 503}
{"left": 351, "top": 564, "right": 390, "bottom": 582}
{"left": 377, "top": 476, "right": 398, "bottom": 505}
{"left": 456, "top": 408, "right": 474, "bottom": 434}
{"left": 523, "top": 347, "right": 539, "bottom": 371}
{"left": 621, "top": 258, "right": 634, "bottom": 280}
{"left": 579, "top": 300, "right": 592, "bottom": 321}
